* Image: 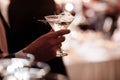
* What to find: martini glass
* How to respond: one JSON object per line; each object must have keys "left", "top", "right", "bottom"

{"left": 45, "top": 12, "right": 74, "bottom": 57}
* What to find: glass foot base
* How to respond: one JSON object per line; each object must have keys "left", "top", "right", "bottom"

{"left": 56, "top": 48, "right": 68, "bottom": 57}
{"left": 56, "top": 53, "right": 68, "bottom": 57}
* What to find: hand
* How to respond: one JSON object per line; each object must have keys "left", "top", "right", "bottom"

{"left": 22, "top": 29, "right": 70, "bottom": 61}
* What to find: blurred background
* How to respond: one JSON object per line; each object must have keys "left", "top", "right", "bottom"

{"left": 53, "top": 0, "right": 120, "bottom": 80}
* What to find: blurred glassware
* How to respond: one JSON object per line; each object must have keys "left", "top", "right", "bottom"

{"left": 3, "top": 61, "right": 50, "bottom": 80}
{"left": 0, "top": 54, "right": 50, "bottom": 80}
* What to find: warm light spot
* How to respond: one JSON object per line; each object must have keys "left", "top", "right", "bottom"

{"left": 103, "top": 17, "right": 113, "bottom": 32}
{"left": 82, "top": 0, "right": 90, "bottom": 3}
{"left": 65, "top": 3, "right": 74, "bottom": 12}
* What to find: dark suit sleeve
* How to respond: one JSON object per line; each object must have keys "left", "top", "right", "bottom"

{"left": 0, "top": 49, "right": 3, "bottom": 54}
{"left": 4, "top": 54, "right": 15, "bottom": 58}
{"left": 0, "top": 49, "right": 15, "bottom": 58}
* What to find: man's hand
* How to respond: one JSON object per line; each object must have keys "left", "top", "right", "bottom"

{"left": 22, "top": 29, "right": 70, "bottom": 61}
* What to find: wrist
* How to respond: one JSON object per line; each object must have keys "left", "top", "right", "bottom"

{"left": 15, "top": 50, "right": 35, "bottom": 61}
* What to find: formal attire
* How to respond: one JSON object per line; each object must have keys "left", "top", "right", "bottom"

{"left": 0, "top": 0, "right": 67, "bottom": 75}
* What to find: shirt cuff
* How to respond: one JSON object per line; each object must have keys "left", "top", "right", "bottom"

{"left": 15, "top": 50, "right": 35, "bottom": 61}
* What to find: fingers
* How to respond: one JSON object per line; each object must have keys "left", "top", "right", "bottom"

{"left": 56, "top": 36, "right": 65, "bottom": 45}
{"left": 54, "top": 29, "right": 70, "bottom": 37}
{"left": 46, "top": 29, "right": 70, "bottom": 38}
{"left": 49, "top": 36, "right": 65, "bottom": 46}
{"left": 52, "top": 43, "right": 62, "bottom": 51}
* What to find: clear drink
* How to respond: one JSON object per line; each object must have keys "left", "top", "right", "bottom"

{"left": 45, "top": 15, "right": 73, "bottom": 31}
{"left": 45, "top": 12, "right": 74, "bottom": 57}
